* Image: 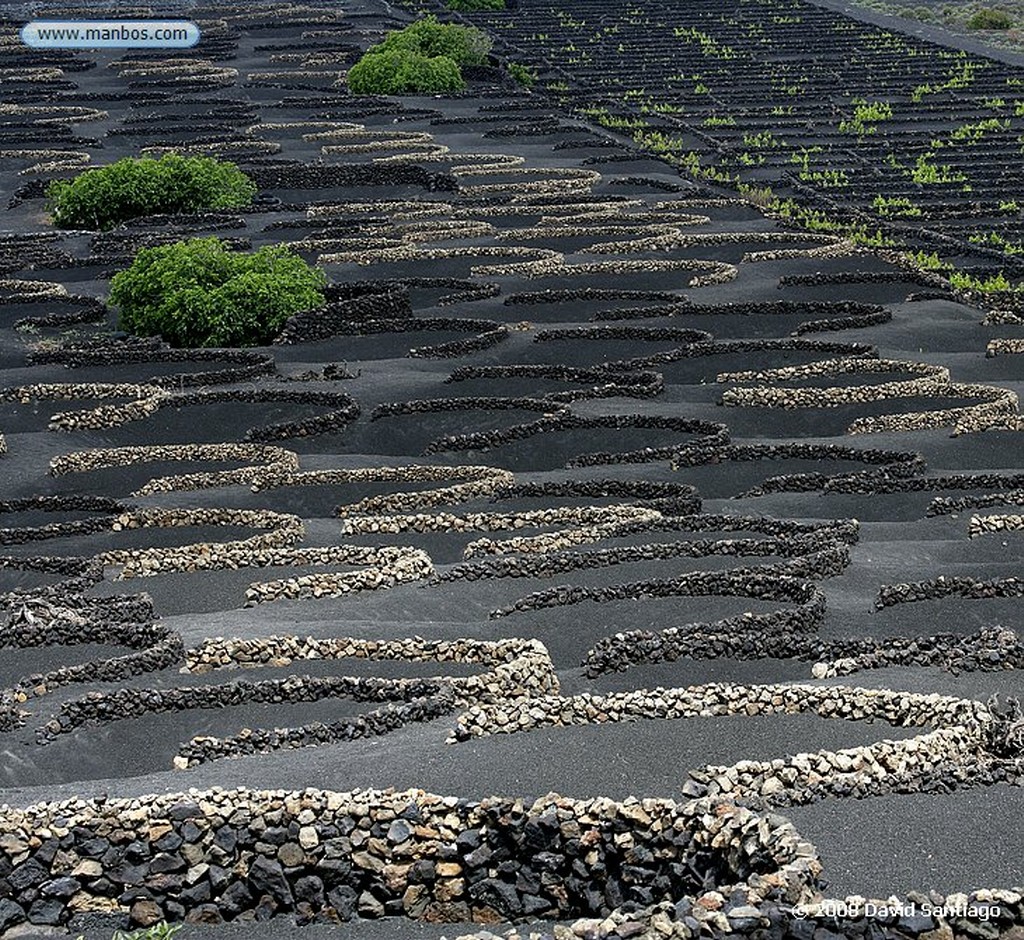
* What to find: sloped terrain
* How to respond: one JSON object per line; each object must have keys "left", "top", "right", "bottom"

{"left": 0, "top": 1, "right": 1022, "bottom": 939}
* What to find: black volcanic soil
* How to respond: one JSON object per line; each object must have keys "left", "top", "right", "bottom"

{"left": 0, "top": 0, "right": 1022, "bottom": 934}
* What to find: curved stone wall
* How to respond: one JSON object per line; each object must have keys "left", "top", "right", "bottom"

{"left": 50, "top": 444, "right": 301, "bottom": 496}
{"left": 0, "top": 787, "right": 819, "bottom": 929}
{"left": 0, "top": 382, "right": 360, "bottom": 442}
{"left": 717, "top": 355, "right": 1019, "bottom": 434}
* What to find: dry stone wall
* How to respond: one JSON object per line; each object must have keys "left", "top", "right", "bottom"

{"left": 0, "top": 787, "right": 819, "bottom": 931}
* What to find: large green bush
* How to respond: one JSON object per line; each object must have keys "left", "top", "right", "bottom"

{"left": 447, "top": 0, "right": 506, "bottom": 12}
{"left": 46, "top": 154, "right": 256, "bottom": 231}
{"left": 966, "top": 7, "right": 1014, "bottom": 28}
{"left": 347, "top": 16, "right": 490, "bottom": 95}
{"left": 347, "top": 48, "right": 465, "bottom": 94}
{"left": 375, "top": 16, "right": 491, "bottom": 65}
{"left": 109, "top": 237, "right": 325, "bottom": 348}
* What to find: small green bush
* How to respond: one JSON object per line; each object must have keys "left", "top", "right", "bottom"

{"left": 113, "top": 924, "right": 183, "bottom": 940}
{"left": 46, "top": 154, "right": 255, "bottom": 231}
{"left": 508, "top": 62, "right": 537, "bottom": 88}
{"left": 77, "top": 924, "right": 183, "bottom": 940}
{"left": 347, "top": 48, "right": 465, "bottom": 94}
{"left": 966, "top": 7, "right": 1014, "bottom": 28}
{"left": 346, "top": 16, "right": 491, "bottom": 95}
{"left": 109, "top": 237, "right": 325, "bottom": 348}
{"left": 447, "top": 0, "right": 506, "bottom": 11}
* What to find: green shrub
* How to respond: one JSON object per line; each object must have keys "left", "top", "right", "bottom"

{"left": 46, "top": 154, "right": 255, "bottom": 231}
{"left": 347, "top": 48, "right": 465, "bottom": 94}
{"left": 966, "top": 7, "right": 1014, "bottom": 28}
{"left": 346, "top": 16, "right": 491, "bottom": 95}
{"left": 447, "top": 0, "right": 506, "bottom": 10}
{"left": 77, "top": 924, "right": 184, "bottom": 940}
{"left": 112, "top": 924, "right": 183, "bottom": 940}
{"left": 109, "top": 237, "right": 325, "bottom": 348}
{"left": 508, "top": 61, "right": 537, "bottom": 87}
{"left": 375, "top": 15, "right": 491, "bottom": 65}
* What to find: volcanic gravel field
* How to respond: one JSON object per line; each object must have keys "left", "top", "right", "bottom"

{"left": 0, "top": 0, "right": 1022, "bottom": 938}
